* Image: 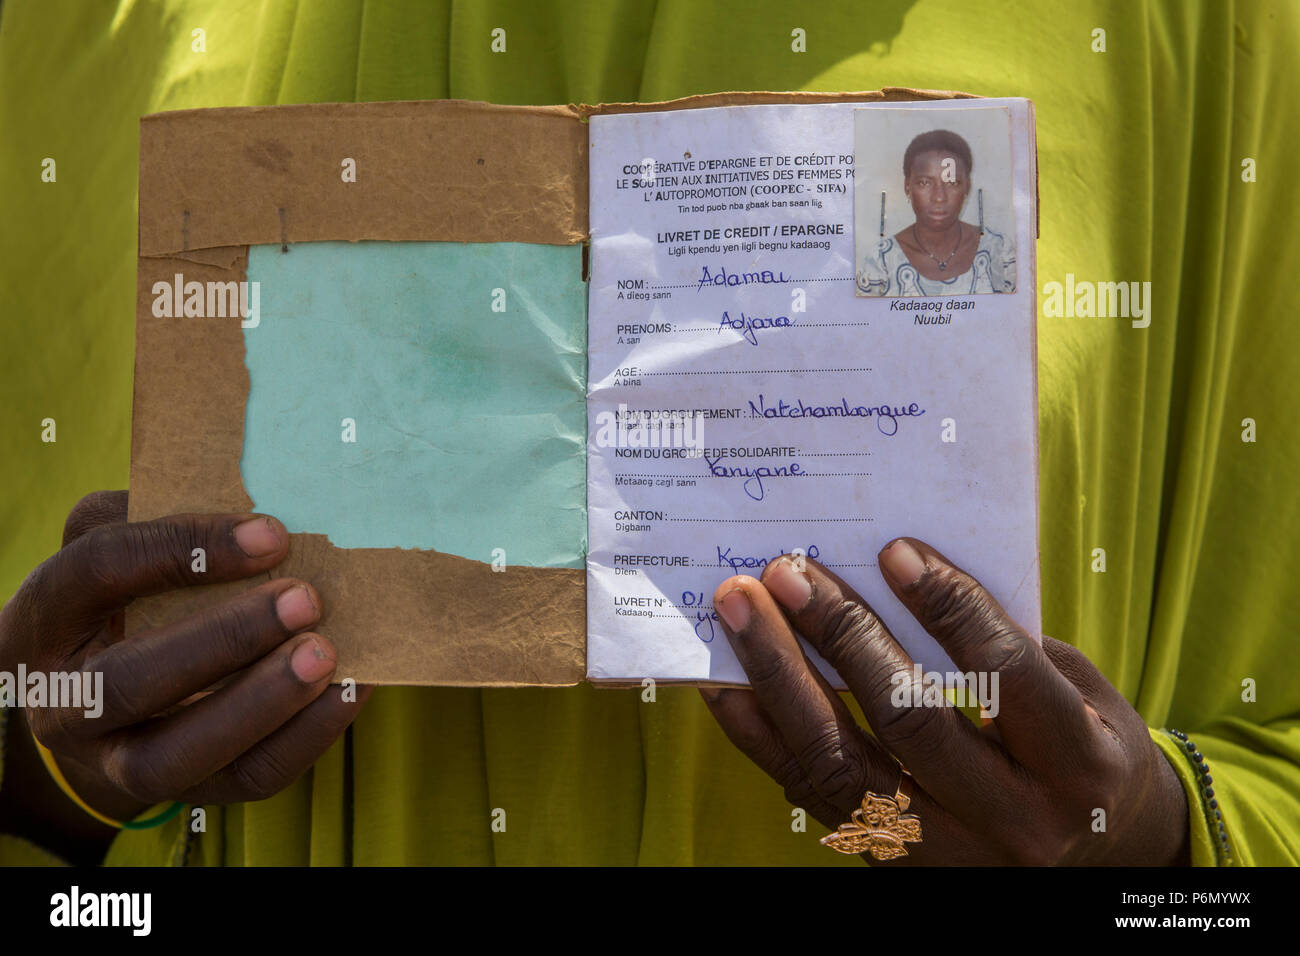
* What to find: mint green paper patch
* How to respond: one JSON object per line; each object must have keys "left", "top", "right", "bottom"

{"left": 241, "top": 241, "right": 587, "bottom": 568}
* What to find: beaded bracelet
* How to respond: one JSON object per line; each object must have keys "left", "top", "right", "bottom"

{"left": 1164, "top": 728, "right": 1231, "bottom": 865}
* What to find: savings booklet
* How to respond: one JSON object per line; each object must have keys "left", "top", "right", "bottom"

{"left": 128, "top": 89, "right": 1040, "bottom": 687}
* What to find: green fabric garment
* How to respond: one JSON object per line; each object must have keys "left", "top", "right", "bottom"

{"left": 1, "top": 0, "right": 1297, "bottom": 866}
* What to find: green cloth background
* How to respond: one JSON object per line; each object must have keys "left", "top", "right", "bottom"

{"left": 1, "top": 0, "right": 1297, "bottom": 865}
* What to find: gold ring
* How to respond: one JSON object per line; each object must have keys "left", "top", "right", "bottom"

{"left": 819, "top": 767, "right": 923, "bottom": 860}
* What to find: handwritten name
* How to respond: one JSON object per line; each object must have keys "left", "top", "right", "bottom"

{"left": 716, "top": 543, "right": 820, "bottom": 571}
{"left": 719, "top": 309, "right": 792, "bottom": 345}
{"left": 747, "top": 394, "right": 925, "bottom": 436}
{"left": 705, "top": 454, "right": 804, "bottom": 501}
{"left": 696, "top": 265, "right": 790, "bottom": 292}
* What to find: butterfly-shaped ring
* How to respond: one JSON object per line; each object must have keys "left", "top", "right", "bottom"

{"left": 819, "top": 769, "right": 923, "bottom": 861}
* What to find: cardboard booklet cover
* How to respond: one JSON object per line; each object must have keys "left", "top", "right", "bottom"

{"left": 128, "top": 88, "right": 1041, "bottom": 688}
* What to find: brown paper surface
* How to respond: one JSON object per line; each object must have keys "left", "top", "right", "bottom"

{"left": 138, "top": 99, "right": 588, "bottom": 255}
{"left": 130, "top": 89, "right": 1007, "bottom": 687}
{"left": 128, "top": 248, "right": 586, "bottom": 686}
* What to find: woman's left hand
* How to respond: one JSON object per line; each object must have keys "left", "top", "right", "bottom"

{"left": 701, "top": 536, "right": 1191, "bottom": 865}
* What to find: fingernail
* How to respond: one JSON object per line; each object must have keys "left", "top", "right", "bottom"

{"left": 717, "top": 588, "right": 751, "bottom": 632}
{"left": 880, "top": 538, "right": 927, "bottom": 588}
{"left": 699, "top": 687, "right": 722, "bottom": 703}
{"left": 290, "top": 636, "right": 335, "bottom": 683}
{"left": 275, "top": 585, "right": 318, "bottom": 630}
{"left": 234, "top": 516, "right": 284, "bottom": 557}
{"left": 765, "top": 558, "right": 812, "bottom": 611}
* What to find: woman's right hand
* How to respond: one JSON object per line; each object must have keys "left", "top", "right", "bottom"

{"left": 0, "top": 491, "right": 370, "bottom": 859}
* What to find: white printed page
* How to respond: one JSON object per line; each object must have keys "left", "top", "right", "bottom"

{"left": 585, "top": 99, "right": 1040, "bottom": 684}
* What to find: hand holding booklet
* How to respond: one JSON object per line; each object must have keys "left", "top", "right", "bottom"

{"left": 129, "top": 89, "right": 1040, "bottom": 687}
